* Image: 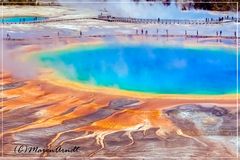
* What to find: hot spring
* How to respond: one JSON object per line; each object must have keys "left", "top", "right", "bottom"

{"left": 37, "top": 44, "right": 237, "bottom": 95}
{"left": 1, "top": 16, "right": 47, "bottom": 23}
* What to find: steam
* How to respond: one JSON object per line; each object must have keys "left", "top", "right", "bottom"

{"left": 170, "top": 58, "right": 187, "bottom": 69}
{"left": 0, "top": 42, "right": 40, "bottom": 80}
{"left": 57, "top": 0, "right": 231, "bottom": 19}
{"left": 113, "top": 53, "right": 128, "bottom": 77}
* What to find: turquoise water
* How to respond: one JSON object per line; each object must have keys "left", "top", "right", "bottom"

{"left": 38, "top": 44, "right": 237, "bottom": 95}
{"left": 1, "top": 16, "right": 47, "bottom": 23}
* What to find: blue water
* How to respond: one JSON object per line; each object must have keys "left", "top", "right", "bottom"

{"left": 1, "top": 16, "right": 47, "bottom": 23}
{"left": 38, "top": 44, "right": 237, "bottom": 95}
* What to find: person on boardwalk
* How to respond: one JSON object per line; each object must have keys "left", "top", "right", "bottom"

{"left": 185, "top": 30, "right": 187, "bottom": 37}
{"left": 234, "top": 31, "right": 236, "bottom": 37}
{"left": 141, "top": 29, "right": 144, "bottom": 35}
{"left": 220, "top": 31, "right": 222, "bottom": 37}
{"left": 145, "top": 30, "right": 148, "bottom": 35}
{"left": 80, "top": 31, "right": 82, "bottom": 37}
{"left": 166, "top": 29, "right": 168, "bottom": 36}
{"left": 136, "top": 29, "right": 138, "bottom": 35}
{"left": 157, "top": 29, "right": 159, "bottom": 35}
{"left": 216, "top": 31, "right": 218, "bottom": 37}
{"left": 197, "top": 30, "right": 198, "bottom": 37}
{"left": 6, "top": 33, "right": 10, "bottom": 40}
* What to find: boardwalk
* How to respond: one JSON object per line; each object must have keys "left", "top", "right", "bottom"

{"left": 3, "top": 33, "right": 239, "bottom": 41}
{"left": 95, "top": 15, "right": 239, "bottom": 25}
{"left": 1, "top": 15, "right": 239, "bottom": 25}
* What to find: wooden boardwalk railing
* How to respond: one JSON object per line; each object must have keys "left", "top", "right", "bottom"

{"left": 1, "top": 16, "right": 239, "bottom": 25}
{"left": 3, "top": 33, "right": 239, "bottom": 41}
{"left": 95, "top": 16, "right": 239, "bottom": 25}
